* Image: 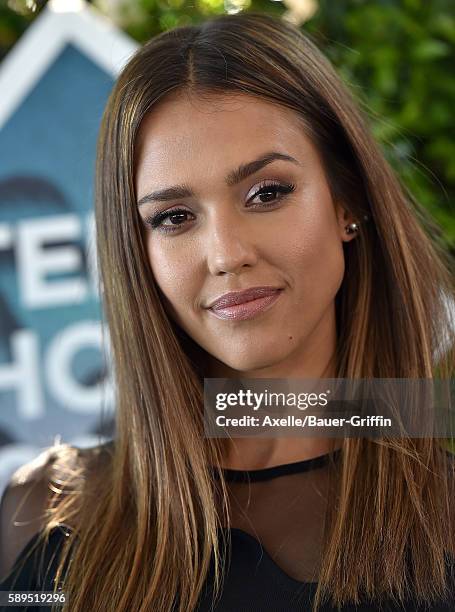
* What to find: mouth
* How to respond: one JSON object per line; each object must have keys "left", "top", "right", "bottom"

{"left": 207, "top": 288, "right": 283, "bottom": 321}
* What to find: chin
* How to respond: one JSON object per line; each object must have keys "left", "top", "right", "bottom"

{"left": 217, "top": 351, "right": 286, "bottom": 375}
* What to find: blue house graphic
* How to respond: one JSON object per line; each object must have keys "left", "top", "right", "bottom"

{"left": 0, "top": 0, "right": 137, "bottom": 487}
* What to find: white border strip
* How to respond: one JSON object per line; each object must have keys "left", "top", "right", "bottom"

{"left": 0, "top": 1, "right": 138, "bottom": 130}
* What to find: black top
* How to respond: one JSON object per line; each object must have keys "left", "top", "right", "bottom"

{"left": 1, "top": 448, "right": 455, "bottom": 612}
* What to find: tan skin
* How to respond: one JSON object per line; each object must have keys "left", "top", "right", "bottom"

{"left": 135, "top": 91, "right": 356, "bottom": 470}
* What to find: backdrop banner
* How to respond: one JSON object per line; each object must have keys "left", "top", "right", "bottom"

{"left": 0, "top": 1, "right": 137, "bottom": 496}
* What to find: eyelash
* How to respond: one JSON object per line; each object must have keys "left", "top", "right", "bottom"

{"left": 142, "top": 180, "right": 296, "bottom": 233}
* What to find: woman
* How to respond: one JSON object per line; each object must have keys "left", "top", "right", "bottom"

{"left": 0, "top": 11, "right": 454, "bottom": 612}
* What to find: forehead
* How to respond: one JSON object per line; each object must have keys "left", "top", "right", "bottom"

{"left": 134, "top": 92, "right": 314, "bottom": 182}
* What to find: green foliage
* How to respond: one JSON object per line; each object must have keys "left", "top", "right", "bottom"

{"left": 307, "top": 0, "right": 455, "bottom": 259}
{"left": 1, "top": 0, "right": 453, "bottom": 260}
{"left": 0, "top": 3, "right": 33, "bottom": 58}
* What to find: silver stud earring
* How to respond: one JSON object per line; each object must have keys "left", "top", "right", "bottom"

{"left": 345, "top": 222, "right": 359, "bottom": 235}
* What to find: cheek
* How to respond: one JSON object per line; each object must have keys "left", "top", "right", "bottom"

{"left": 284, "top": 199, "right": 345, "bottom": 305}
{"left": 301, "top": 237, "right": 345, "bottom": 300}
{"left": 146, "top": 240, "right": 184, "bottom": 301}
{"left": 145, "top": 238, "right": 200, "bottom": 323}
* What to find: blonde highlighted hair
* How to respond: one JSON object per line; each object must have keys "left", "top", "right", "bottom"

{"left": 22, "top": 11, "right": 455, "bottom": 612}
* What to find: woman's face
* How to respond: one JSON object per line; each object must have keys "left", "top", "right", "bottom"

{"left": 135, "top": 92, "right": 356, "bottom": 375}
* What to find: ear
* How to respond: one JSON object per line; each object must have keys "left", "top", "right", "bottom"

{"left": 335, "top": 202, "right": 358, "bottom": 243}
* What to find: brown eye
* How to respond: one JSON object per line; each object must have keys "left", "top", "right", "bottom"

{"left": 143, "top": 208, "right": 195, "bottom": 232}
{"left": 247, "top": 181, "right": 295, "bottom": 207}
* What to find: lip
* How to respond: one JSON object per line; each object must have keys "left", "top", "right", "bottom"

{"left": 206, "top": 287, "right": 283, "bottom": 321}
{"left": 206, "top": 286, "right": 284, "bottom": 309}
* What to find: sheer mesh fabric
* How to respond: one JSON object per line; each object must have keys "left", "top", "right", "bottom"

{"left": 216, "top": 449, "right": 341, "bottom": 584}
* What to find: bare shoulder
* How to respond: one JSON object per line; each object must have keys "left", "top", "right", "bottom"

{"left": 0, "top": 440, "right": 114, "bottom": 583}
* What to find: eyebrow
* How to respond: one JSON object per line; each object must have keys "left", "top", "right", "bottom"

{"left": 136, "top": 151, "right": 300, "bottom": 207}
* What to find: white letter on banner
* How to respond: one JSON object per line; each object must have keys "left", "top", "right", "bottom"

{"left": 45, "top": 320, "right": 112, "bottom": 414}
{"left": 17, "top": 215, "right": 88, "bottom": 309}
{"left": 85, "top": 212, "right": 101, "bottom": 299}
{"left": 0, "top": 223, "right": 13, "bottom": 250}
{"left": 0, "top": 329, "right": 44, "bottom": 419}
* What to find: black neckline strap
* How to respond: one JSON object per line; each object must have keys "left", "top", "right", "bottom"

{"left": 217, "top": 447, "right": 342, "bottom": 483}
{"left": 212, "top": 446, "right": 455, "bottom": 483}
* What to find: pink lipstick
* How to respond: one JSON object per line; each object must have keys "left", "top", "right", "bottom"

{"left": 207, "top": 287, "right": 283, "bottom": 321}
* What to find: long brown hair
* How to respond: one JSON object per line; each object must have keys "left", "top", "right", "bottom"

{"left": 39, "top": 11, "right": 454, "bottom": 612}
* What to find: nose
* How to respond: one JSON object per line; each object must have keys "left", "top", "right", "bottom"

{"left": 206, "top": 210, "right": 258, "bottom": 276}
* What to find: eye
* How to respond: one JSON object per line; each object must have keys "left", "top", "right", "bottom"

{"left": 143, "top": 208, "right": 195, "bottom": 232}
{"left": 247, "top": 180, "right": 296, "bottom": 207}
{"left": 142, "top": 180, "right": 296, "bottom": 233}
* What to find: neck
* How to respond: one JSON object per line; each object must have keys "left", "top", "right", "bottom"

{"left": 205, "top": 304, "right": 340, "bottom": 470}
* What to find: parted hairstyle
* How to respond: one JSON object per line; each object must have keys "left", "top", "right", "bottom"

{"left": 22, "top": 11, "right": 455, "bottom": 612}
